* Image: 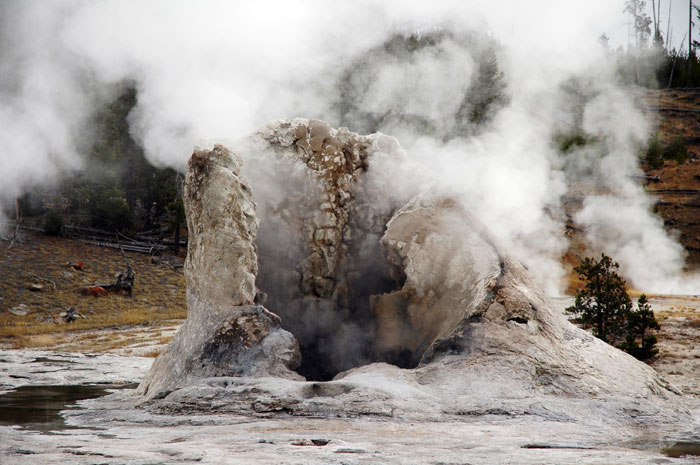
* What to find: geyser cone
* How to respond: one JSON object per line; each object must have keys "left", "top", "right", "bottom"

{"left": 138, "top": 120, "right": 685, "bottom": 433}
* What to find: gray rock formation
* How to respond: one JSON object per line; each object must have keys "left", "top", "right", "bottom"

{"left": 138, "top": 146, "right": 301, "bottom": 400}
{"left": 138, "top": 120, "right": 687, "bottom": 430}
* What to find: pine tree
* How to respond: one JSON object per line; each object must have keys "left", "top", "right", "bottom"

{"left": 567, "top": 254, "right": 631, "bottom": 343}
{"left": 567, "top": 254, "right": 660, "bottom": 360}
{"left": 619, "top": 294, "right": 661, "bottom": 360}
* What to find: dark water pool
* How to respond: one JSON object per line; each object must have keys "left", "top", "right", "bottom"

{"left": 0, "top": 384, "right": 136, "bottom": 433}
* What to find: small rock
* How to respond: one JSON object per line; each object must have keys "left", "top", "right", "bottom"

{"left": 10, "top": 448, "right": 37, "bottom": 455}
{"left": 290, "top": 439, "right": 330, "bottom": 447}
{"left": 39, "top": 315, "right": 60, "bottom": 324}
{"left": 62, "top": 271, "right": 74, "bottom": 278}
{"left": 27, "top": 283, "right": 43, "bottom": 292}
{"left": 334, "top": 448, "right": 366, "bottom": 454}
{"left": 8, "top": 304, "right": 29, "bottom": 316}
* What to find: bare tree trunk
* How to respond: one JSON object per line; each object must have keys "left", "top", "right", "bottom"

{"left": 667, "top": 1, "right": 673, "bottom": 50}
{"left": 669, "top": 35, "right": 687, "bottom": 88}
{"left": 7, "top": 198, "right": 21, "bottom": 249}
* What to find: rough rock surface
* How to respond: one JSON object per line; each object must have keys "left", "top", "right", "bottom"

{"left": 250, "top": 119, "right": 418, "bottom": 379}
{"left": 138, "top": 146, "right": 301, "bottom": 400}
{"left": 138, "top": 120, "right": 687, "bottom": 433}
{"left": 3, "top": 350, "right": 699, "bottom": 465}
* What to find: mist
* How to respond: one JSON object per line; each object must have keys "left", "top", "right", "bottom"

{"left": 1, "top": 0, "right": 698, "bottom": 294}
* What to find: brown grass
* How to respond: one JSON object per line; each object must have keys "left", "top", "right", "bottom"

{"left": 0, "top": 232, "right": 186, "bottom": 347}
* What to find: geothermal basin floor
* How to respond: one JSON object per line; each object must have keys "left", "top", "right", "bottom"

{"left": 0, "top": 296, "right": 699, "bottom": 464}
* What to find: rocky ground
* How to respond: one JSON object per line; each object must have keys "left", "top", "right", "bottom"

{"left": 648, "top": 296, "right": 700, "bottom": 398}
{"left": 1, "top": 318, "right": 699, "bottom": 465}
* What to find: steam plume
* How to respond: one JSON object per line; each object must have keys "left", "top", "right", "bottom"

{"left": 1, "top": 0, "right": 697, "bottom": 294}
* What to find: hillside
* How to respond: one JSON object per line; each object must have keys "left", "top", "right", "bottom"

{"left": 640, "top": 88, "right": 700, "bottom": 268}
{"left": 1, "top": 89, "right": 699, "bottom": 353}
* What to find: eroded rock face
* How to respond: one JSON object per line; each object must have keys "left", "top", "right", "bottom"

{"left": 373, "top": 196, "right": 502, "bottom": 366}
{"left": 139, "top": 122, "right": 686, "bottom": 431}
{"left": 138, "top": 146, "right": 301, "bottom": 400}
{"left": 250, "top": 119, "right": 416, "bottom": 379}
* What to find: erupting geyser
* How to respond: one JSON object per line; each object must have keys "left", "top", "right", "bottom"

{"left": 138, "top": 120, "right": 685, "bottom": 429}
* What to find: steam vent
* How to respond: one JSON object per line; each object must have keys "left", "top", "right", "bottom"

{"left": 138, "top": 119, "right": 686, "bottom": 426}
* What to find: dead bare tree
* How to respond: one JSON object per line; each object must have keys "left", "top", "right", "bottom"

{"left": 7, "top": 198, "right": 21, "bottom": 249}
{"left": 691, "top": 0, "right": 693, "bottom": 78}
{"left": 76, "top": 246, "right": 135, "bottom": 297}
{"left": 669, "top": 35, "right": 687, "bottom": 88}
{"left": 666, "top": 1, "right": 673, "bottom": 50}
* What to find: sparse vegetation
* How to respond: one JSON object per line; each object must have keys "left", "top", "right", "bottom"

{"left": 37, "top": 86, "right": 184, "bottom": 238}
{"left": 555, "top": 131, "right": 595, "bottom": 154}
{"left": 661, "top": 135, "right": 688, "bottom": 164}
{"left": 645, "top": 134, "right": 664, "bottom": 168}
{"left": 338, "top": 29, "right": 509, "bottom": 138}
{"left": 0, "top": 232, "right": 186, "bottom": 345}
{"left": 42, "top": 211, "right": 65, "bottom": 236}
{"left": 567, "top": 253, "right": 660, "bottom": 360}
{"left": 618, "top": 294, "right": 660, "bottom": 359}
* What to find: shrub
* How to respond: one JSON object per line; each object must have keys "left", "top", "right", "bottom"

{"left": 553, "top": 131, "right": 597, "bottom": 154}
{"left": 645, "top": 135, "right": 664, "bottom": 168}
{"left": 662, "top": 135, "right": 688, "bottom": 164}
{"left": 42, "top": 211, "right": 65, "bottom": 236}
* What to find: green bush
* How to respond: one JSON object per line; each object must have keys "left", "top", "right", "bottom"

{"left": 662, "top": 136, "right": 688, "bottom": 164}
{"left": 42, "top": 211, "right": 65, "bottom": 236}
{"left": 645, "top": 135, "right": 664, "bottom": 168}
{"left": 553, "top": 131, "right": 596, "bottom": 154}
{"left": 87, "top": 181, "right": 133, "bottom": 232}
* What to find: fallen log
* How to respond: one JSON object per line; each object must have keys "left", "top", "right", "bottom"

{"left": 647, "top": 189, "right": 700, "bottom": 195}
{"left": 633, "top": 174, "right": 661, "bottom": 183}
{"left": 77, "top": 239, "right": 166, "bottom": 254}
{"left": 31, "top": 275, "right": 57, "bottom": 290}
{"left": 641, "top": 104, "right": 700, "bottom": 113}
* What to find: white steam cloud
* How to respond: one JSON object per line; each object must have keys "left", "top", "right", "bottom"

{"left": 1, "top": 0, "right": 698, "bottom": 295}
